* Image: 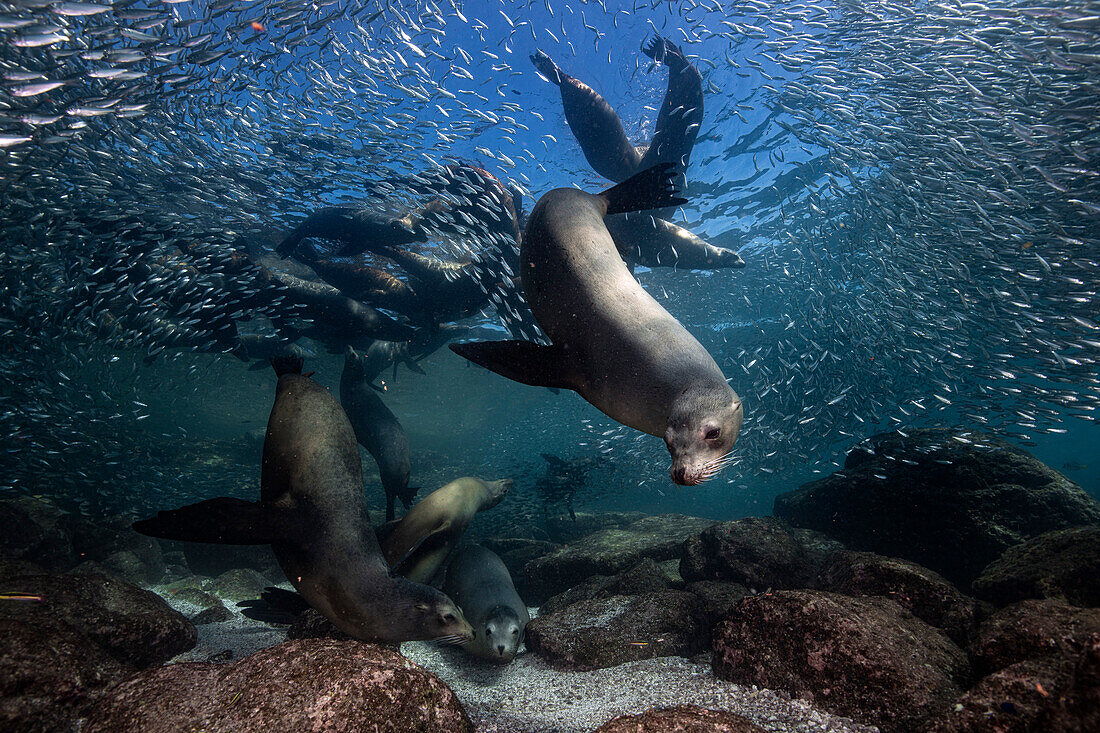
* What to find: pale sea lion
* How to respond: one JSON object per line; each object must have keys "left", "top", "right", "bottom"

{"left": 450, "top": 164, "right": 743, "bottom": 486}
{"left": 134, "top": 356, "right": 473, "bottom": 644}
{"left": 341, "top": 346, "right": 416, "bottom": 521}
{"left": 381, "top": 476, "right": 513, "bottom": 585}
{"left": 443, "top": 545, "right": 529, "bottom": 664}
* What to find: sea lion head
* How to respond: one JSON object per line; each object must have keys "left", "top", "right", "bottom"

{"left": 665, "top": 386, "right": 743, "bottom": 486}
{"left": 411, "top": 591, "right": 474, "bottom": 645}
{"left": 479, "top": 606, "right": 525, "bottom": 663}
{"left": 479, "top": 478, "right": 514, "bottom": 509}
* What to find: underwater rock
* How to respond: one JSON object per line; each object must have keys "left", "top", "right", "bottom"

{"left": 180, "top": 541, "right": 283, "bottom": 580}
{"left": 525, "top": 514, "right": 717, "bottom": 603}
{"left": 0, "top": 496, "right": 75, "bottom": 570}
{"left": 211, "top": 567, "right": 273, "bottom": 602}
{"left": 0, "top": 571, "right": 195, "bottom": 668}
{"left": 287, "top": 608, "right": 353, "bottom": 641}
{"left": 932, "top": 656, "right": 1076, "bottom": 733}
{"left": 167, "top": 586, "right": 225, "bottom": 611}
{"left": 85, "top": 638, "right": 474, "bottom": 732}
{"left": 525, "top": 590, "right": 708, "bottom": 671}
{"left": 63, "top": 514, "right": 166, "bottom": 585}
{"left": 593, "top": 704, "right": 766, "bottom": 732}
{"left": 773, "top": 428, "right": 1100, "bottom": 588}
{"left": 544, "top": 511, "right": 647, "bottom": 544}
{"left": 968, "top": 599, "right": 1100, "bottom": 678}
{"left": 0, "top": 554, "right": 45, "bottom": 581}
{"left": 679, "top": 516, "right": 841, "bottom": 590}
{"left": 190, "top": 604, "right": 232, "bottom": 625}
{"left": 972, "top": 526, "right": 1100, "bottom": 608}
{"left": 539, "top": 558, "right": 678, "bottom": 616}
{"left": 1037, "top": 632, "right": 1100, "bottom": 732}
{"left": 0, "top": 615, "right": 128, "bottom": 733}
{"left": 712, "top": 589, "right": 968, "bottom": 732}
{"left": 819, "top": 550, "right": 982, "bottom": 646}
{"left": 684, "top": 580, "right": 752, "bottom": 632}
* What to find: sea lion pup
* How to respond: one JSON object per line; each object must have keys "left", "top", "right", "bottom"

{"left": 133, "top": 356, "right": 473, "bottom": 645}
{"left": 449, "top": 164, "right": 743, "bottom": 486}
{"left": 443, "top": 545, "right": 529, "bottom": 664}
{"left": 530, "top": 36, "right": 703, "bottom": 186}
{"left": 604, "top": 214, "right": 745, "bottom": 270}
{"left": 341, "top": 346, "right": 416, "bottom": 521}
{"left": 277, "top": 206, "right": 425, "bottom": 259}
{"left": 380, "top": 477, "right": 513, "bottom": 585}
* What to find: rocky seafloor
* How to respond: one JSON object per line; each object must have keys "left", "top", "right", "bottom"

{"left": 2, "top": 428, "right": 1098, "bottom": 732}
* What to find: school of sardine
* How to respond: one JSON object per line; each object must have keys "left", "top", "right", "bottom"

{"left": 0, "top": 0, "right": 1096, "bottom": 514}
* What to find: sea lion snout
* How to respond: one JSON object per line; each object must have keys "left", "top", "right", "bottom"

{"left": 666, "top": 392, "right": 743, "bottom": 486}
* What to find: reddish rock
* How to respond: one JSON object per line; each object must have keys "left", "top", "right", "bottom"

{"left": 820, "top": 550, "right": 981, "bottom": 645}
{"left": 931, "top": 657, "right": 1075, "bottom": 732}
{"left": 1039, "top": 632, "right": 1100, "bottom": 732}
{"left": 713, "top": 590, "right": 968, "bottom": 732}
{"left": 540, "top": 558, "right": 676, "bottom": 616}
{"left": 593, "top": 704, "right": 766, "bottom": 732}
{"left": 973, "top": 526, "right": 1100, "bottom": 608}
{"left": 85, "top": 639, "right": 473, "bottom": 732}
{"left": 969, "top": 599, "right": 1100, "bottom": 677}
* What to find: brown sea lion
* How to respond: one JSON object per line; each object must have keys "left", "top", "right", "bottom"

{"left": 604, "top": 214, "right": 745, "bottom": 270}
{"left": 450, "top": 164, "right": 743, "bottom": 486}
{"left": 133, "top": 356, "right": 473, "bottom": 644}
{"left": 380, "top": 476, "right": 513, "bottom": 585}
{"left": 277, "top": 206, "right": 425, "bottom": 258}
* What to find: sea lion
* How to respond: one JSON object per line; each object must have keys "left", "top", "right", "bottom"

{"left": 381, "top": 476, "right": 513, "bottom": 585}
{"left": 443, "top": 545, "right": 529, "bottom": 663}
{"left": 530, "top": 36, "right": 703, "bottom": 187}
{"left": 341, "top": 346, "right": 416, "bottom": 521}
{"left": 133, "top": 356, "right": 473, "bottom": 645}
{"left": 604, "top": 214, "right": 745, "bottom": 270}
{"left": 449, "top": 164, "right": 743, "bottom": 486}
{"left": 277, "top": 206, "right": 425, "bottom": 259}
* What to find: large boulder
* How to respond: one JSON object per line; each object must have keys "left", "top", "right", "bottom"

{"left": 820, "top": 550, "right": 982, "bottom": 646}
{"left": 774, "top": 429, "right": 1099, "bottom": 588}
{"left": 1038, "top": 632, "right": 1100, "bottom": 732}
{"left": 85, "top": 639, "right": 473, "bottom": 732}
{"left": 544, "top": 511, "right": 647, "bottom": 544}
{"left": 679, "top": 517, "right": 841, "bottom": 590}
{"left": 593, "top": 704, "right": 766, "bottom": 732}
{"left": 684, "top": 581, "right": 752, "bottom": 631}
{"left": 968, "top": 599, "right": 1100, "bottom": 677}
{"left": 540, "top": 558, "right": 677, "bottom": 616}
{"left": 0, "top": 571, "right": 196, "bottom": 732}
{"left": 713, "top": 589, "right": 968, "bottom": 732}
{"left": 526, "top": 591, "right": 708, "bottom": 671}
{"left": 931, "top": 656, "right": 1076, "bottom": 732}
{"left": 0, "top": 496, "right": 75, "bottom": 570}
{"left": 972, "top": 526, "right": 1100, "bottom": 608}
{"left": 525, "top": 514, "right": 716, "bottom": 603}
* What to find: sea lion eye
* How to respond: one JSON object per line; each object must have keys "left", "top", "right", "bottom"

{"left": 705, "top": 428, "right": 721, "bottom": 440}
{"left": 512, "top": 629, "right": 519, "bottom": 635}
{"left": 443, "top": 613, "right": 455, "bottom": 622}
{"left": 485, "top": 628, "right": 492, "bottom": 636}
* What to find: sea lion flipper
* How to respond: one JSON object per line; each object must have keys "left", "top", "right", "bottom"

{"left": 132, "top": 497, "right": 295, "bottom": 545}
{"left": 390, "top": 520, "right": 453, "bottom": 578}
{"left": 270, "top": 354, "right": 304, "bottom": 377}
{"left": 449, "top": 341, "right": 574, "bottom": 390}
{"left": 601, "top": 163, "right": 689, "bottom": 216}
{"left": 238, "top": 586, "right": 310, "bottom": 624}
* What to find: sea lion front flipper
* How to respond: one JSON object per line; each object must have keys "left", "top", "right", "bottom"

{"left": 601, "top": 163, "right": 689, "bottom": 216}
{"left": 132, "top": 498, "right": 297, "bottom": 545}
{"left": 238, "top": 586, "right": 311, "bottom": 624}
{"left": 449, "top": 341, "right": 575, "bottom": 390}
{"left": 390, "top": 519, "right": 453, "bottom": 578}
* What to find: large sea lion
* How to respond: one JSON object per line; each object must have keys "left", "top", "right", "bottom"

{"left": 133, "top": 356, "right": 473, "bottom": 644}
{"left": 443, "top": 545, "right": 529, "bottom": 664}
{"left": 450, "top": 164, "right": 743, "bottom": 486}
{"left": 530, "top": 36, "right": 703, "bottom": 187}
{"left": 341, "top": 346, "right": 416, "bottom": 521}
{"left": 277, "top": 206, "right": 425, "bottom": 259}
{"left": 381, "top": 476, "right": 512, "bottom": 585}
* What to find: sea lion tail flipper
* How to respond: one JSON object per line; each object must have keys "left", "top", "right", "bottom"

{"left": 132, "top": 498, "right": 293, "bottom": 545}
{"left": 641, "top": 35, "right": 667, "bottom": 63}
{"left": 390, "top": 520, "right": 453, "bottom": 578}
{"left": 238, "top": 587, "right": 310, "bottom": 624}
{"left": 601, "top": 162, "right": 689, "bottom": 216}
{"left": 530, "top": 49, "right": 563, "bottom": 86}
{"left": 449, "top": 341, "right": 574, "bottom": 390}
{"left": 541, "top": 453, "right": 568, "bottom": 469}
{"left": 270, "top": 353, "right": 304, "bottom": 377}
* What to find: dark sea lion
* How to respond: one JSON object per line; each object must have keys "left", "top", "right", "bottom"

{"left": 133, "top": 356, "right": 473, "bottom": 645}
{"left": 381, "top": 476, "right": 513, "bottom": 585}
{"left": 604, "top": 214, "right": 745, "bottom": 270}
{"left": 341, "top": 346, "right": 416, "bottom": 521}
{"left": 443, "top": 545, "right": 529, "bottom": 663}
{"left": 450, "top": 164, "right": 743, "bottom": 486}
{"left": 277, "top": 206, "right": 425, "bottom": 259}
{"left": 530, "top": 37, "right": 703, "bottom": 188}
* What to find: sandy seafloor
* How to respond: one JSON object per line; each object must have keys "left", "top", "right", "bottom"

{"left": 153, "top": 584, "right": 878, "bottom": 733}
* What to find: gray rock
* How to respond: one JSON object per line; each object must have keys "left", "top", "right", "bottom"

{"left": 544, "top": 511, "right": 647, "bottom": 544}
{"left": 774, "top": 429, "right": 1100, "bottom": 588}
{"left": 684, "top": 580, "right": 751, "bottom": 631}
{"left": 713, "top": 589, "right": 968, "bottom": 732}
{"left": 593, "top": 704, "right": 766, "bottom": 732}
{"left": 212, "top": 567, "right": 271, "bottom": 602}
{"left": 191, "top": 605, "right": 233, "bottom": 625}
{"left": 540, "top": 558, "right": 677, "bottom": 616}
{"left": 931, "top": 656, "right": 1076, "bottom": 732}
{"left": 85, "top": 639, "right": 473, "bottom": 732}
{"left": 972, "top": 526, "right": 1100, "bottom": 608}
{"left": 0, "top": 496, "right": 75, "bottom": 570}
{"left": 680, "top": 516, "right": 841, "bottom": 590}
{"left": 968, "top": 599, "right": 1100, "bottom": 677}
{"left": 525, "top": 514, "right": 717, "bottom": 603}
{"left": 526, "top": 591, "right": 708, "bottom": 671}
